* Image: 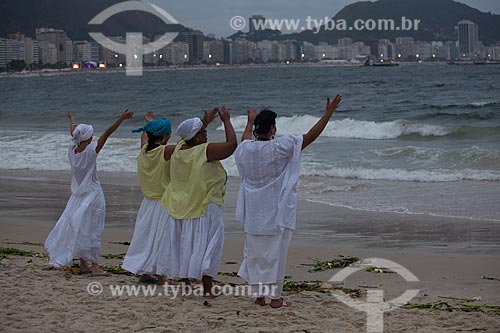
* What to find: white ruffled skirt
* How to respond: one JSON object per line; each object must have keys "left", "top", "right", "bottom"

{"left": 45, "top": 190, "right": 105, "bottom": 267}
{"left": 122, "top": 198, "right": 179, "bottom": 276}
{"left": 166, "top": 203, "right": 224, "bottom": 280}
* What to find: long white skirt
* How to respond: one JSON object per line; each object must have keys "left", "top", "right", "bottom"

{"left": 45, "top": 190, "right": 105, "bottom": 267}
{"left": 122, "top": 198, "right": 178, "bottom": 276}
{"left": 238, "top": 228, "right": 293, "bottom": 299}
{"left": 166, "top": 203, "right": 224, "bottom": 280}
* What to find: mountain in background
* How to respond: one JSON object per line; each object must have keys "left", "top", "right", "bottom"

{"left": 0, "top": 0, "right": 186, "bottom": 40}
{"left": 1, "top": 0, "right": 500, "bottom": 44}
{"left": 293, "top": 0, "right": 500, "bottom": 45}
{"left": 231, "top": 0, "right": 500, "bottom": 44}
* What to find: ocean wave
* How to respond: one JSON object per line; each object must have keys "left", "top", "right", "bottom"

{"left": 421, "top": 101, "right": 500, "bottom": 110}
{"left": 219, "top": 115, "right": 451, "bottom": 140}
{"left": 0, "top": 131, "right": 139, "bottom": 172}
{"left": 301, "top": 166, "right": 500, "bottom": 182}
{"left": 412, "top": 111, "right": 497, "bottom": 121}
{"left": 2, "top": 131, "right": 499, "bottom": 182}
{"left": 369, "top": 146, "right": 500, "bottom": 167}
{"left": 222, "top": 155, "right": 500, "bottom": 181}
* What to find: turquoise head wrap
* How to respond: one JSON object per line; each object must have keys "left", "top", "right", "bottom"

{"left": 131, "top": 118, "right": 172, "bottom": 136}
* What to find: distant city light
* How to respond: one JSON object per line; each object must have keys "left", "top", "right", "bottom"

{"left": 322, "top": 53, "right": 326, "bottom": 57}
{"left": 432, "top": 54, "right": 436, "bottom": 58}
{"left": 397, "top": 53, "right": 402, "bottom": 58}
{"left": 119, "top": 63, "right": 123, "bottom": 67}
{"left": 134, "top": 54, "right": 138, "bottom": 59}
{"left": 153, "top": 54, "right": 157, "bottom": 57}
{"left": 159, "top": 54, "right": 163, "bottom": 59}
{"left": 208, "top": 54, "right": 213, "bottom": 59}
{"left": 184, "top": 54, "right": 188, "bottom": 59}
{"left": 301, "top": 53, "right": 305, "bottom": 58}
{"left": 416, "top": 54, "right": 420, "bottom": 58}
{"left": 98, "top": 63, "right": 106, "bottom": 68}
{"left": 114, "top": 54, "right": 118, "bottom": 58}
{"left": 72, "top": 64, "right": 80, "bottom": 69}
{"left": 286, "top": 60, "right": 290, "bottom": 64}
{"left": 380, "top": 53, "right": 384, "bottom": 57}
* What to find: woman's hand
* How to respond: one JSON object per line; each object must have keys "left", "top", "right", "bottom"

{"left": 218, "top": 106, "right": 230, "bottom": 123}
{"left": 247, "top": 108, "right": 257, "bottom": 124}
{"left": 326, "top": 95, "right": 342, "bottom": 115}
{"left": 241, "top": 108, "right": 257, "bottom": 141}
{"left": 120, "top": 109, "right": 134, "bottom": 120}
{"left": 144, "top": 111, "right": 155, "bottom": 122}
{"left": 203, "top": 106, "right": 219, "bottom": 125}
{"left": 67, "top": 112, "right": 75, "bottom": 123}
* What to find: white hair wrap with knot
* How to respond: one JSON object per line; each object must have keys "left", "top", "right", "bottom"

{"left": 72, "top": 124, "right": 94, "bottom": 144}
{"left": 175, "top": 117, "right": 203, "bottom": 141}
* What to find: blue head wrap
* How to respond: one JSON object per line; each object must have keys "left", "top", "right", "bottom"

{"left": 131, "top": 118, "right": 172, "bottom": 137}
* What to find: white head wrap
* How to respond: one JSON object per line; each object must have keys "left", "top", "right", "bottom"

{"left": 72, "top": 124, "right": 94, "bottom": 144}
{"left": 175, "top": 117, "right": 203, "bottom": 141}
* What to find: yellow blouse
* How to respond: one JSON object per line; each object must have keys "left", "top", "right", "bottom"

{"left": 161, "top": 141, "right": 226, "bottom": 219}
{"left": 137, "top": 145, "right": 170, "bottom": 200}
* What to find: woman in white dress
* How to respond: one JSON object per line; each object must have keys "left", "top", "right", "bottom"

{"left": 121, "top": 113, "right": 173, "bottom": 285}
{"left": 235, "top": 96, "right": 342, "bottom": 308}
{"left": 161, "top": 107, "right": 237, "bottom": 297}
{"left": 45, "top": 110, "right": 133, "bottom": 276}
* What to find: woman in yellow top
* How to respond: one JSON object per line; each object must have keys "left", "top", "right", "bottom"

{"left": 122, "top": 113, "right": 173, "bottom": 285}
{"left": 161, "top": 107, "right": 237, "bottom": 297}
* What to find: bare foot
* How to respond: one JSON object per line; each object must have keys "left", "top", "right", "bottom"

{"left": 181, "top": 279, "right": 192, "bottom": 293}
{"left": 79, "top": 258, "right": 91, "bottom": 274}
{"left": 155, "top": 275, "right": 166, "bottom": 285}
{"left": 90, "top": 265, "right": 111, "bottom": 277}
{"left": 139, "top": 274, "right": 156, "bottom": 284}
{"left": 255, "top": 297, "right": 266, "bottom": 306}
{"left": 269, "top": 298, "right": 291, "bottom": 308}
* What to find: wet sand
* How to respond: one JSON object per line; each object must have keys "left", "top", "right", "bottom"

{"left": 1, "top": 169, "right": 499, "bottom": 332}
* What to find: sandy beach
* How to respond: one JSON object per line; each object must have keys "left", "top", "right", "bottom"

{"left": 1, "top": 169, "right": 499, "bottom": 332}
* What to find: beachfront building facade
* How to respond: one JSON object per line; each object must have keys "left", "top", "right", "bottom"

{"left": 458, "top": 20, "right": 479, "bottom": 57}
{"left": 203, "top": 40, "right": 225, "bottom": 63}
{"left": 36, "top": 28, "right": 67, "bottom": 64}
{"left": 74, "top": 41, "right": 99, "bottom": 64}
{"left": 0, "top": 35, "right": 39, "bottom": 70}
{"left": 181, "top": 30, "right": 204, "bottom": 63}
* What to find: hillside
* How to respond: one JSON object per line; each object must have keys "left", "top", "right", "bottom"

{"left": 2, "top": 0, "right": 500, "bottom": 44}
{"left": 238, "top": 0, "right": 500, "bottom": 44}
{"left": 0, "top": 0, "right": 186, "bottom": 40}
{"left": 295, "top": 0, "right": 500, "bottom": 44}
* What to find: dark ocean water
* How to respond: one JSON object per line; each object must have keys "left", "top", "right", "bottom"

{"left": 1, "top": 63, "right": 499, "bottom": 220}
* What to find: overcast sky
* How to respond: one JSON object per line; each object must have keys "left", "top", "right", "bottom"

{"left": 152, "top": 0, "right": 500, "bottom": 37}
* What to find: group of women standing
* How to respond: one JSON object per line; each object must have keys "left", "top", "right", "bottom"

{"left": 44, "top": 95, "right": 342, "bottom": 307}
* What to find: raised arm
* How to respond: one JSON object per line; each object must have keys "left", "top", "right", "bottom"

{"left": 68, "top": 112, "right": 77, "bottom": 136}
{"left": 241, "top": 108, "right": 257, "bottom": 141}
{"left": 206, "top": 107, "right": 237, "bottom": 162}
{"left": 202, "top": 106, "right": 219, "bottom": 127}
{"left": 140, "top": 111, "right": 155, "bottom": 147}
{"left": 96, "top": 109, "right": 134, "bottom": 154}
{"left": 302, "top": 95, "right": 342, "bottom": 150}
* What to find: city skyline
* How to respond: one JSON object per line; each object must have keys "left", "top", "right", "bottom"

{"left": 152, "top": 0, "right": 500, "bottom": 37}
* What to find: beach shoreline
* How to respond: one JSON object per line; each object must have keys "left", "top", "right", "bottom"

{"left": 1, "top": 168, "right": 499, "bottom": 332}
